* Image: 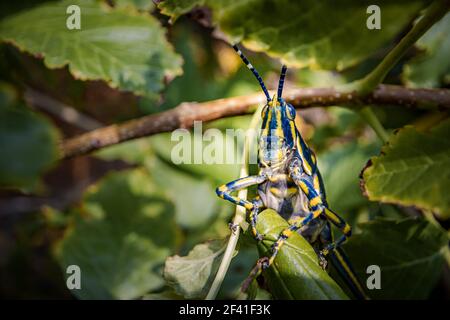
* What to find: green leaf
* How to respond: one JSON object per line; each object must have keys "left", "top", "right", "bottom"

{"left": 344, "top": 218, "right": 449, "bottom": 299}
{"left": 113, "top": 0, "right": 155, "bottom": 11}
{"left": 55, "top": 169, "right": 180, "bottom": 299}
{"left": 403, "top": 14, "right": 450, "bottom": 88}
{"left": 159, "top": 0, "right": 426, "bottom": 70}
{"left": 256, "top": 209, "right": 348, "bottom": 300}
{"left": 150, "top": 132, "right": 240, "bottom": 184}
{"left": 0, "top": 0, "right": 182, "bottom": 97}
{"left": 148, "top": 157, "right": 219, "bottom": 230}
{"left": 0, "top": 103, "right": 60, "bottom": 190}
{"left": 164, "top": 239, "right": 227, "bottom": 299}
{"left": 97, "top": 138, "right": 221, "bottom": 230}
{"left": 362, "top": 119, "right": 450, "bottom": 219}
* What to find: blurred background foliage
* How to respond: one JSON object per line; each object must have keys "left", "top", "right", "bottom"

{"left": 0, "top": 0, "right": 448, "bottom": 299}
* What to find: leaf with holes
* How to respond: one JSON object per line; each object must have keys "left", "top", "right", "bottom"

{"left": 0, "top": 0, "right": 182, "bottom": 97}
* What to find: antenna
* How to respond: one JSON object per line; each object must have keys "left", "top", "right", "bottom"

{"left": 232, "top": 45, "right": 271, "bottom": 102}
{"left": 277, "top": 65, "right": 287, "bottom": 99}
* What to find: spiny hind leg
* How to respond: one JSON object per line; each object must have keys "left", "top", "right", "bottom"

{"left": 318, "top": 207, "right": 352, "bottom": 262}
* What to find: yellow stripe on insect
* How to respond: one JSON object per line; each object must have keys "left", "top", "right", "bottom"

{"left": 282, "top": 229, "right": 293, "bottom": 238}
{"left": 313, "top": 175, "right": 320, "bottom": 191}
{"left": 324, "top": 208, "right": 341, "bottom": 224}
{"left": 290, "top": 121, "right": 296, "bottom": 143}
{"left": 311, "top": 152, "right": 317, "bottom": 165}
{"left": 298, "top": 181, "right": 309, "bottom": 195}
{"left": 297, "top": 139, "right": 313, "bottom": 175}
{"left": 309, "top": 196, "right": 322, "bottom": 207}
{"left": 263, "top": 109, "right": 272, "bottom": 136}
{"left": 334, "top": 249, "right": 367, "bottom": 296}
{"left": 244, "top": 203, "right": 254, "bottom": 210}
{"left": 312, "top": 208, "right": 322, "bottom": 217}
{"left": 343, "top": 224, "right": 351, "bottom": 235}
{"left": 287, "top": 187, "right": 298, "bottom": 195}
{"left": 269, "top": 187, "right": 282, "bottom": 197}
{"left": 269, "top": 174, "right": 289, "bottom": 182}
{"left": 275, "top": 102, "right": 283, "bottom": 137}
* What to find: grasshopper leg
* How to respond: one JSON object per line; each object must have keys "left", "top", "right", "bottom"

{"left": 260, "top": 159, "right": 351, "bottom": 270}
{"left": 289, "top": 159, "right": 353, "bottom": 263}
{"left": 318, "top": 207, "right": 352, "bottom": 258}
{"left": 216, "top": 175, "right": 267, "bottom": 240}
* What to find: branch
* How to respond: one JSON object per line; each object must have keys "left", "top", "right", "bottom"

{"left": 61, "top": 85, "right": 450, "bottom": 159}
{"left": 25, "top": 87, "right": 103, "bottom": 131}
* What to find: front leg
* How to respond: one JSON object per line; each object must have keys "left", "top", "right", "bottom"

{"left": 216, "top": 175, "right": 267, "bottom": 239}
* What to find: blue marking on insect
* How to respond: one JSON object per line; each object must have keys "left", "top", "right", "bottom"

{"left": 216, "top": 44, "right": 369, "bottom": 300}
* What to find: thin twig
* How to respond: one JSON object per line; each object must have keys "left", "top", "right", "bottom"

{"left": 205, "top": 105, "right": 262, "bottom": 300}
{"left": 25, "top": 87, "right": 103, "bottom": 131}
{"left": 60, "top": 85, "right": 450, "bottom": 159}
{"left": 359, "top": 107, "right": 390, "bottom": 143}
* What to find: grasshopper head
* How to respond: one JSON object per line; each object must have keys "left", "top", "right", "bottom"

{"left": 259, "top": 94, "right": 298, "bottom": 167}
{"left": 231, "top": 45, "right": 298, "bottom": 167}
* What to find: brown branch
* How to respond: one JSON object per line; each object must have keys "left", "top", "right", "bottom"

{"left": 61, "top": 84, "right": 450, "bottom": 159}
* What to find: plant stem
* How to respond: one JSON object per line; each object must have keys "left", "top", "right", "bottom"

{"left": 355, "top": 0, "right": 450, "bottom": 94}
{"left": 359, "top": 107, "right": 390, "bottom": 143}
{"left": 205, "top": 106, "right": 262, "bottom": 300}
{"left": 354, "top": 0, "right": 449, "bottom": 143}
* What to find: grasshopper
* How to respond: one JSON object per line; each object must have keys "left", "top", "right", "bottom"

{"left": 216, "top": 45, "right": 368, "bottom": 299}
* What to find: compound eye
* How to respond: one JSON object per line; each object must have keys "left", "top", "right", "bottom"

{"left": 287, "top": 104, "right": 296, "bottom": 120}
{"left": 261, "top": 105, "right": 268, "bottom": 119}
